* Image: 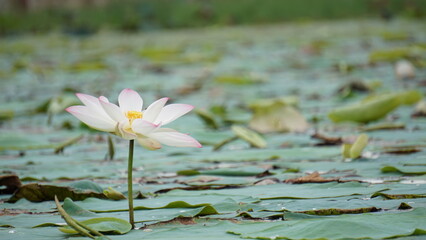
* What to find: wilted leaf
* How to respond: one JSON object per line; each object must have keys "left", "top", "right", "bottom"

{"left": 311, "top": 132, "right": 343, "bottom": 145}
{"left": 371, "top": 192, "right": 426, "bottom": 199}
{"left": 249, "top": 98, "right": 308, "bottom": 133}
{"left": 284, "top": 172, "right": 339, "bottom": 184}
{"left": 0, "top": 174, "right": 22, "bottom": 194}
{"left": 412, "top": 101, "right": 426, "bottom": 117}
{"left": 7, "top": 182, "right": 108, "bottom": 203}
{"left": 296, "top": 206, "right": 379, "bottom": 215}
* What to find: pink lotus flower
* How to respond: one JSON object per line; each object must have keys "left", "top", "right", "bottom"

{"left": 66, "top": 88, "right": 202, "bottom": 150}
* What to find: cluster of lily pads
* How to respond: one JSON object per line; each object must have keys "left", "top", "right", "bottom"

{"left": 1, "top": 19, "right": 426, "bottom": 239}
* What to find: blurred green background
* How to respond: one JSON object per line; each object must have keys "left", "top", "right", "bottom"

{"left": 1, "top": 0, "right": 426, "bottom": 35}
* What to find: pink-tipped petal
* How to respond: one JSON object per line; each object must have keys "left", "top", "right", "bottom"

{"left": 132, "top": 119, "right": 159, "bottom": 135}
{"left": 147, "top": 131, "right": 202, "bottom": 148}
{"left": 118, "top": 88, "right": 143, "bottom": 113}
{"left": 75, "top": 93, "right": 98, "bottom": 107}
{"left": 76, "top": 93, "right": 112, "bottom": 120}
{"left": 136, "top": 137, "right": 162, "bottom": 150}
{"left": 99, "top": 98, "right": 127, "bottom": 122}
{"left": 143, "top": 97, "right": 169, "bottom": 123}
{"left": 66, "top": 106, "right": 116, "bottom": 132}
{"left": 99, "top": 96, "right": 109, "bottom": 102}
{"left": 154, "top": 104, "right": 194, "bottom": 125}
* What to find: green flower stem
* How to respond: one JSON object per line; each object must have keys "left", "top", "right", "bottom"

{"left": 127, "top": 139, "right": 135, "bottom": 229}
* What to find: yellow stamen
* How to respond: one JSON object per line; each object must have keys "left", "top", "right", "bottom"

{"left": 126, "top": 111, "right": 143, "bottom": 121}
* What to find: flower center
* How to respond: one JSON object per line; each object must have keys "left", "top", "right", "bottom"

{"left": 126, "top": 111, "right": 143, "bottom": 121}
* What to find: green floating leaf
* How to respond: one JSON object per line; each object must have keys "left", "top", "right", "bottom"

{"left": 369, "top": 47, "right": 418, "bottom": 63}
{"left": 65, "top": 60, "right": 109, "bottom": 72}
{"left": 231, "top": 125, "right": 266, "bottom": 148}
{"left": 62, "top": 198, "right": 97, "bottom": 217}
{"left": 0, "top": 109, "right": 14, "bottom": 121}
{"left": 0, "top": 133, "right": 82, "bottom": 151}
{"left": 103, "top": 187, "right": 126, "bottom": 200}
{"left": 194, "top": 109, "right": 219, "bottom": 130}
{"left": 341, "top": 143, "right": 352, "bottom": 159}
{"left": 341, "top": 134, "right": 369, "bottom": 159}
{"left": 59, "top": 217, "right": 131, "bottom": 235}
{"left": 138, "top": 47, "right": 182, "bottom": 60}
{"left": 349, "top": 134, "right": 369, "bottom": 159}
{"left": 381, "top": 166, "right": 426, "bottom": 175}
{"left": 69, "top": 180, "right": 104, "bottom": 193}
{"left": 214, "top": 74, "right": 265, "bottom": 85}
{"left": 7, "top": 182, "right": 108, "bottom": 203}
{"left": 360, "top": 122, "right": 405, "bottom": 132}
{"left": 228, "top": 207, "right": 426, "bottom": 240}
{"left": 381, "top": 31, "right": 410, "bottom": 41}
{"left": 249, "top": 97, "right": 308, "bottom": 133}
{"left": 329, "top": 94, "right": 400, "bottom": 123}
{"left": 47, "top": 94, "right": 80, "bottom": 115}
{"left": 331, "top": 89, "right": 422, "bottom": 124}
{"left": 359, "top": 90, "right": 422, "bottom": 106}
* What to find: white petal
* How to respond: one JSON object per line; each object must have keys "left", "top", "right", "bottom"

{"left": 143, "top": 97, "right": 169, "bottom": 122}
{"left": 76, "top": 93, "right": 112, "bottom": 119}
{"left": 132, "top": 119, "right": 159, "bottom": 135}
{"left": 66, "top": 106, "right": 116, "bottom": 132}
{"left": 118, "top": 88, "right": 143, "bottom": 113}
{"left": 148, "top": 130, "right": 202, "bottom": 148}
{"left": 99, "top": 99, "right": 127, "bottom": 122}
{"left": 136, "top": 137, "right": 162, "bottom": 150}
{"left": 154, "top": 104, "right": 194, "bottom": 125}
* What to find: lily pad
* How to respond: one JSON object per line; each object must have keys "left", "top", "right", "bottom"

{"left": 58, "top": 217, "right": 131, "bottom": 235}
